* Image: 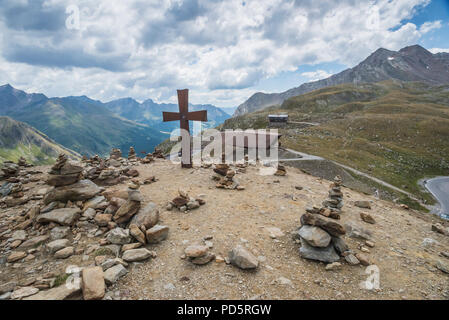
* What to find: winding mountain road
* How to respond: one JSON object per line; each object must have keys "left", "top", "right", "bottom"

{"left": 424, "top": 177, "right": 449, "bottom": 218}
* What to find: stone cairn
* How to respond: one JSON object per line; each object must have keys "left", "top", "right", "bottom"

{"left": 274, "top": 164, "right": 287, "bottom": 176}
{"left": 212, "top": 163, "right": 245, "bottom": 190}
{"left": 113, "top": 181, "right": 142, "bottom": 224}
{"left": 184, "top": 243, "right": 215, "bottom": 265}
{"left": 0, "top": 161, "right": 20, "bottom": 181}
{"left": 152, "top": 148, "right": 165, "bottom": 159}
{"left": 17, "top": 157, "right": 31, "bottom": 168}
{"left": 167, "top": 189, "right": 206, "bottom": 212}
{"left": 297, "top": 176, "right": 359, "bottom": 267}
{"left": 141, "top": 153, "right": 154, "bottom": 164}
{"left": 128, "top": 147, "right": 137, "bottom": 162}
{"left": 109, "top": 148, "right": 122, "bottom": 160}
{"left": 46, "top": 154, "right": 83, "bottom": 187}
{"left": 322, "top": 175, "right": 344, "bottom": 214}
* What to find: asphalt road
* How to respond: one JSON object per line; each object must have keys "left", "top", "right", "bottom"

{"left": 425, "top": 177, "right": 449, "bottom": 218}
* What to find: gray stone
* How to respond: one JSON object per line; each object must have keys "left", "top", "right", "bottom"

{"left": 229, "top": 245, "right": 259, "bottom": 269}
{"left": 113, "top": 200, "right": 140, "bottom": 224}
{"left": 344, "top": 222, "right": 372, "bottom": 240}
{"left": 345, "top": 254, "right": 360, "bottom": 265}
{"left": 298, "top": 225, "right": 331, "bottom": 247}
{"left": 331, "top": 236, "right": 348, "bottom": 255}
{"left": 19, "top": 235, "right": 49, "bottom": 249}
{"left": 0, "top": 282, "right": 16, "bottom": 295}
{"left": 130, "top": 202, "right": 159, "bottom": 229}
{"left": 54, "top": 246, "right": 74, "bottom": 259}
{"left": 83, "top": 208, "right": 97, "bottom": 219}
{"left": 354, "top": 200, "right": 371, "bottom": 209}
{"left": 44, "top": 180, "right": 102, "bottom": 205}
{"left": 50, "top": 227, "right": 70, "bottom": 240}
{"left": 37, "top": 208, "right": 81, "bottom": 226}
{"left": 23, "top": 281, "right": 81, "bottom": 300}
{"left": 104, "top": 264, "right": 128, "bottom": 285}
{"left": 145, "top": 225, "right": 169, "bottom": 244}
{"left": 47, "top": 239, "right": 70, "bottom": 254}
{"left": 122, "top": 248, "right": 152, "bottom": 262}
{"left": 106, "top": 228, "right": 131, "bottom": 245}
{"left": 11, "top": 230, "right": 27, "bottom": 241}
{"left": 299, "top": 238, "right": 340, "bottom": 263}
{"left": 191, "top": 252, "right": 215, "bottom": 265}
{"left": 11, "top": 287, "right": 39, "bottom": 300}
{"left": 83, "top": 196, "right": 107, "bottom": 211}
{"left": 0, "top": 292, "right": 11, "bottom": 300}
{"left": 128, "top": 189, "right": 143, "bottom": 202}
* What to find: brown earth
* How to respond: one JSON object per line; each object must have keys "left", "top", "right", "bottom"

{"left": 1, "top": 159, "right": 448, "bottom": 300}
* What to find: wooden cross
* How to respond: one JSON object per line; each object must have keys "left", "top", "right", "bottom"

{"left": 162, "top": 89, "right": 208, "bottom": 168}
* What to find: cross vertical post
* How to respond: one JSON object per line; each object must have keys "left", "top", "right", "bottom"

{"left": 162, "top": 89, "right": 208, "bottom": 168}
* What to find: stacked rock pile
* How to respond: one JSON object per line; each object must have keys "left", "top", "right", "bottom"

{"left": 18, "top": 157, "right": 32, "bottom": 168}
{"left": 167, "top": 189, "right": 205, "bottom": 212}
{"left": 152, "top": 148, "right": 165, "bottom": 159}
{"left": 212, "top": 164, "right": 244, "bottom": 190}
{"left": 322, "top": 175, "right": 344, "bottom": 214}
{"left": 274, "top": 165, "right": 287, "bottom": 176}
{"left": 184, "top": 244, "right": 215, "bottom": 265}
{"left": 0, "top": 161, "right": 20, "bottom": 180}
{"left": 141, "top": 153, "right": 154, "bottom": 164}
{"left": 46, "top": 154, "right": 83, "bottom": 187}
{"left": 128, "top": 147, "right": 137, "bottom": 162}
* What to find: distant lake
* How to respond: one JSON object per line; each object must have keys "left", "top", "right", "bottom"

{"left": 425, "top": 177, "right": 449, "bottom": 219}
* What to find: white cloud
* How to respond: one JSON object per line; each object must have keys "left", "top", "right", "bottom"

{"left": 0, "top": 0, "right": 439, "bottom": 107}
{"left": 301, "top": 70, "right": 333, "bottom": 81}
{"left": 429, "top": 48, "right": 449, "bottom": 54}
{"left": 419, "top": 20, "right": 442, "bottom": 33}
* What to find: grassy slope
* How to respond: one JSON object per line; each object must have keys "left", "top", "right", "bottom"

{"left": 221, "top": 81, "right": 449, "bottom": 206}
{"left": 6, "top": 98, "right": 166, "bottom": 157}
{"left": 0, "top": 116, "right": 80, "bottom": 165}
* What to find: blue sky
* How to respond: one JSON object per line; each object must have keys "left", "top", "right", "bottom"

{"left": 0, "top": 0, "right": 447, "bottom": 109}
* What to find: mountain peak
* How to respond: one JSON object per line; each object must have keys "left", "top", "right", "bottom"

{"left": 0, "top": 84, "right": 14, "bottom": 91}
{"left": 399, "top": 44, "right": 432, "bottom": 57}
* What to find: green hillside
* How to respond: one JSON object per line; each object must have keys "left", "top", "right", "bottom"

{"left": 0, "top": 116, "right": 80, "bottom": 165}
{"left": 221, "top": 81, "right": 449, "bottom": 205}
{"left": 0, "top": 86, "right": 167, "bottom": 157}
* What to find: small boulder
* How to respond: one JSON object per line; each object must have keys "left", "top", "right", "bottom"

{"left": 81, "top": 267, "right": 105, "bottom": 300}
{"left": 104, "top": 264, "right": 128, "bottom": 285}
{"left": 122, "top": 248, "right": 153, "bottom": 262}
{"left": 145, "top": 225, "right": 169, "bottom": 244}
{"left": 360, "top": 212, "right": 376, "bottom": 224}
{"left": 106, "top": 228, "right": 131, "bottom": 245}
{"left": 228, "top": 245, "right": 259, "bottom": 270}
{"left": 298, "top": 225, "right": 331, "bottom": 248}
{"left": 37, "top": 208, "right": 81, "bottom": 226}
{"left": 354, "top": 200, "right": 371, "bottom": 209}
{"left": 54, "top": 247, "right": 74, "bottom": 259}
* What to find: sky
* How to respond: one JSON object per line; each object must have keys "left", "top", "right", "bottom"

{"left": 0, "top": 0, "right": 448, "bottom": 109}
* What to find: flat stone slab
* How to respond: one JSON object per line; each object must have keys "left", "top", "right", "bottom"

{"left": 37, "top": 208, "right": 81, "bottom": 226}
{"left": 44, "top": 180, "right": 102, "bottom": 205}
{"left": 299, "top": 238, "right": 340, "bottom": 263}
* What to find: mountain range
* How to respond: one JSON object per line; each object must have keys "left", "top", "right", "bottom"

{"left": 0, "top": 85, "right": 231, "bottom": 159}
{"left": 104, "top": 97, "right": 230, "bottom": 133}
{"left": 0, "top": 116, "right": 80, "bottom": 164}
{"left": 234, "top": 45, "right": 449, "bottom": 116}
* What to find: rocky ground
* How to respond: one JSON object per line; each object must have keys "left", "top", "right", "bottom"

{"left": 0, "top": 152, "right": 448, "bottom": 300}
